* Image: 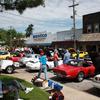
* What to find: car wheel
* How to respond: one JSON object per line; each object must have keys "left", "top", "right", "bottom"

{"left": 6, "top": 57, "right": 10, "bottom": 60}
{"left": 77, "top": 72, "right": 84, "bottom": 82}
{"left": 6, "top": 66, "right": 14, "bottom": 74}
{"left": 88, "top": 70, "right": 92, "bottom": 77}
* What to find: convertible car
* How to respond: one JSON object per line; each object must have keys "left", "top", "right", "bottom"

{"left": 52, "top": 60, "right": 95, "bottom": 82}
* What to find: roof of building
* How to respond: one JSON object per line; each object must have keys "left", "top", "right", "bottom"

{"left": 79, "top": 33, "right": 100, "bottom": 42}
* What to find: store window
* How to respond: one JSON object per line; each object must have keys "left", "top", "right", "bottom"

{"left": 87, "top": 25, "right": 92, "bottom": 33}
{"left": 98, "top": 45, "right": 100, "bottom": 52}
{"left": 94, "top": 23, "right": 99, "bottom": 33}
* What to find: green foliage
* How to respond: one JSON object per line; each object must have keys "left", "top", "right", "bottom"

{"left": 0, "top": 75, "right": 49, "bottom": 100}
{"left": 0, "top": 0, "right": 45, "bottom": 14}
{"left": 25, "top": 24, "right": 34, "bottom": 37}
{"left": 0, "top": 28, "right": 25, "bottom": 47}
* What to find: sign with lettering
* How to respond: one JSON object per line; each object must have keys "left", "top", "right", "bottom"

{"left": 33, "top": 34, "right": 47, "bottom": 41}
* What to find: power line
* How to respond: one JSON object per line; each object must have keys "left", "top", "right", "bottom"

{"left": 4, "top": 11, "right": 66, "bottom": 23}
{"left": 0, "top": 14, "right": 70, "bottom": 28}
{"left": 0, "top": 12, "right": 71, "bottom": 27}
{"left": 4, "top": 11, "right": 37, "bottom": 22}
{"left": 0, "top": 12, "right": 34, "bottom": 23}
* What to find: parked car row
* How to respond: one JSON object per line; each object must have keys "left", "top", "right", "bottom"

{"left": 0, "top": 52, "right": 63, "bottom": 73}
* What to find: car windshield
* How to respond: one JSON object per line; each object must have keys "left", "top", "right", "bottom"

{"left": 26, "top": 54, "right": 39, "bottom": 58}
{"left": 67, "top": 60, "right": 83, "bottom": 66}
{"left": 80, "top": 51, "right": 83, "bottom": 53}
{"left": 25, "top": 54, "right": 33, "bottom": 58}
{"left": 0, "top": 51, "right": 8, "bottom": 55}
{"left": 26, "top": 55, "right": 32, "bottom": 58}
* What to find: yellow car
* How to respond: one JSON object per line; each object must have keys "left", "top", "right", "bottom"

{"left": 72, "top": 51, "right": 88, "bottom": 59}
{"left": 0, "top": 51, "right": 11, "bottom": 60}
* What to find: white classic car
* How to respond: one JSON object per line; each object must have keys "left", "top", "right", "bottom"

{"left": 19, "top": 54, "right": 39, "bottom": 67}
{"left": 25, "top": 60, "right": 63, "bottom": 71}
{"left": 92, "top": 74, "right": 100, "bottom": 89}
{"left": 0, "top": 60, "right": 17, "bottom": 74}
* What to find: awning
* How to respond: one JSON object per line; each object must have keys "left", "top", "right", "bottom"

{"left": 25, "top": 43, "right": 51, "bottom": 46}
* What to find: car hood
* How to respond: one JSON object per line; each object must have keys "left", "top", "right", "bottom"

{"left": 53, "top": 64, "right": 77, "bottom": 72}
{"left": 95, "top": 74, "right": 100, "bottom": 78}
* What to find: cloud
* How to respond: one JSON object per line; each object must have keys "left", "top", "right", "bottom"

{"left": 0, "top": 0, "right": 100, "bottom": 33}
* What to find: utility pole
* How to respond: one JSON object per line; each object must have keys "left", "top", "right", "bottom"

{"left": 69, "top": 0, "right": 79, "bottom": 50}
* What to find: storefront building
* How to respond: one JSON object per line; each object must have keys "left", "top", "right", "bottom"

{"left": 80, "top": 12, "right": 100, "bottom": 52}
{"left": 25, "top": 31, "right": 57, "bottom": 47}
{"left": 52, "top": 29, "right": 82, "bottom": 49}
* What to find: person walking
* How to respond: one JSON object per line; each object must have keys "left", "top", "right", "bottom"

{"left": 63, "top": 50, "right": 71, "bottom": 64}
{"left": 37, "top": 51, "right": 48, "bottom": 80}
{"left": 53, "top": 50, "right": 59, "bottom": 67}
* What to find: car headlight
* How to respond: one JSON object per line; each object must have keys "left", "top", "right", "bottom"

{"left": 95, "top": 77, "right": 100, "bottom": 81}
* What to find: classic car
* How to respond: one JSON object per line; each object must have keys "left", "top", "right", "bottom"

{"left": 9, "top": 53, "right": 23, "bottom": 62}
{"left": 25, "top": 60, "right": 63, "bottom": 71}
{"left": 0, "top": 60, "right": 16, "bottom": 74}
{"left": 52, "top": 59, "right": 95, "bottom": 82}
{"left": 0, "top": 51, "right": 10, "bottom": 60}
{"left": 19, "top": 54, "right": 40, "bottom": 66}
{"left": 72, "top": 51, "right": 88, "bottom": 59}
{"left": 92, "top": 74, "right": 100, "bottom": 89}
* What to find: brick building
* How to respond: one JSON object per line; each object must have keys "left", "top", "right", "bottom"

{"left": 79, "top": 12, "right": 100, "bottom": 52}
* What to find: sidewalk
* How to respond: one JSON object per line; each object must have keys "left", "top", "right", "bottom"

{"left": 47, "top": 72, "right": 100, "bottom": 100}
{"left": 62, "top": 85, "right": 99, "bottom": 100}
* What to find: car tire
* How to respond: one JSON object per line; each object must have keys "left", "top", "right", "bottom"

{"left": 5, "top": 66, "right": 14, "bottom": 74}
{"left": 6, "top": 57, "right": 10, "bottom": 60}
{"left": 77, "top": 72, "right": 84, "bottom": 82}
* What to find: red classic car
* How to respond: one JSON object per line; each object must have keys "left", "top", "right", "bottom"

{"left": 9, "top": 52, "right": 24, "bottom": 62}
{"left": 53, "top": 60, "right": 95, "bottom": 82}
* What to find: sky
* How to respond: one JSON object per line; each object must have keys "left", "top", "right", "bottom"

{"left": 0, "top": 0, "right": 100, "bottom": 34}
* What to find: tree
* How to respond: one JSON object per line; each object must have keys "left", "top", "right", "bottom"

{"left": 0, "top": 28, "right": 7, "bottom": 45}
{"left": 25, "top": 24, "right": 33, "bottom": 37}
{"left": 0, "top": 28, "right": 25, "bottom": 47}
{"left": 13, "top": 32, "right": 25, "bottom": 47}
{"left": 0, "top": 0, "right": 45, "bottom": 14}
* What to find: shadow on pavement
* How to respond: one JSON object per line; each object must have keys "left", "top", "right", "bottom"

{"left": 25, "top": 70, "right": 39, "bottom": 73}
{"left": 50, "top": 76, "right": 77, "bottom": 84}
{"left": 84, "top": 87, "right": 100, "bottom": 97}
